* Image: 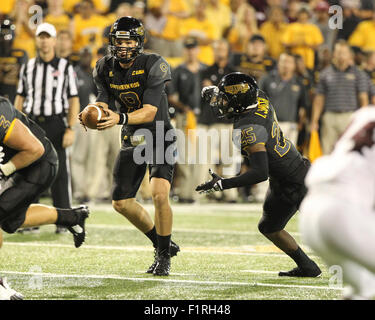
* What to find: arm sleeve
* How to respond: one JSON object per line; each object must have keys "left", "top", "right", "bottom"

{"left": 357, "top": 69, "right": 370, "bottom": 94}
{"left": 16, "top": 63, "right": 27, "bottom": 97}
{"left": 165, "top": 68, "right": 178, "bottom": 96}
{"left": 239, "top": 124, "right": 268, "bottom": 149}
{"left": 93, "top": 63, "right": 110, "bottom": 104}
{"left": 222, "top": 151, "right": 269, "bottom": 189}
{"left": 66, "top": 64, "right": 79, "bottom": 98}
{"left": 143, "top": 56, "right": 172, "bottom": 108}
{"left": 315, "top": 71, "right": 327, "bottom": 95}
{"left": 143, "top": 82, "right": 165, "bottom": 108}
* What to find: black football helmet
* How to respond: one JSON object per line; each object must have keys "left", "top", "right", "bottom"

{"left": 0, "top": 18, "right": 15, "bottom": 56}
{"left": 202, "top": 72, "right": 259, "bottom": 118}
{"left": 109, "top": 16, "right": 145, "bottom": 64}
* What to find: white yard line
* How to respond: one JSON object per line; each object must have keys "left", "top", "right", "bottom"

{"left": 0, "top": 270, "right": 342, "bottom": 291}
{"left": 240, "top": 270, "right": 278, "bottom": 274}
{"left": 3, "top": 242, "right": 316, "bottom": 258}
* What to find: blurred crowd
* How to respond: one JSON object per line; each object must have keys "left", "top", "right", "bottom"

{"left": 1, "top": 0, "right": 375, "bottom": 204}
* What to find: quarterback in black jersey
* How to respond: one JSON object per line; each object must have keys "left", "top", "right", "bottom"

{"left": 83, "top": 17, "right": 179, "bottom": 276}
{"left": 197, "top": 72, "right": 321, "bottom": 277}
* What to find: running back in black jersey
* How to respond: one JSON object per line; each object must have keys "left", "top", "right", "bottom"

{"left": 233, "top": 91, "right": 304, "bottom": 181}
{"left": 93, "top": 52, "right": 174, "bottom": 140}
{"left": 0, "top": 97, "right": 52, "bottom": 164}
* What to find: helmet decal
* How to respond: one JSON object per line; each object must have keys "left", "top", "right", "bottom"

{"left": 224, "top": 83, "right": 250, "bottom": 95}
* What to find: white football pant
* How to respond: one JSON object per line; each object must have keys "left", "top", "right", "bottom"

{"left": 300, "top": 191, "right": 375, "bottom": 299}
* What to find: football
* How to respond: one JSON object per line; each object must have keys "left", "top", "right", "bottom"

{"left": 80, "top": 104, "right": 108, "bottom": 129}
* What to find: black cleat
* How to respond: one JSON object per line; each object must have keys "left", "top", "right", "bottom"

{"left": 153, "top": 250, "right": 171, "bottom": 276}
{"left": 68, "top": 205, "right": 89, "bottom": 248}
{"left": 279, "top": 264, "right": 322, "bottom": 278}
{"left": 170, "top": 240, "right": 180, "bottom": 257}
{"left": 146, "top": 241, "right": 180, "bottom": 274}
{"left": 146, "top": 249, "right": 158, "bottom": 274}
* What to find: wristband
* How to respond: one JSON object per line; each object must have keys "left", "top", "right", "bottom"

{"left": 118, "top": 113, "right": 128, "bottom": 125}
{"left": 0, "top": 161, "right": 16, "bottom": 176}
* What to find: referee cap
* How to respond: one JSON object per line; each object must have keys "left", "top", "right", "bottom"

{"left": 36, "top": 23, "right": 57, "bottom": 37}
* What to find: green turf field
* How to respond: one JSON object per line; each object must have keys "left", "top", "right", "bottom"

{"left": 0, "top": 202, "right": 342, "bottom": 300}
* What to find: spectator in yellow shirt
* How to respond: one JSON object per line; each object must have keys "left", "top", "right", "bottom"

{"left": 260, "top": 6, "right": 287, "bottom": 60}
{"left": 63, "top": 0, "right": 108, "bottom": 15}
{"left": 9, "top": 0, "right": 36, "bottom": 58}
{"left": 72, "top": 0, "right": 108, "bottom": 54}
{"left": 0, "top": 0, "right": 16, "bottom": 15}
{"left": 205, "top": 0, "right": 232, "bottom": 40}
{"left": 349, "top": 10, "right": 375, "bottom": 52}
{"left": 145, "top": 0, "right": 190, "bottom": 58}
{"left": 44, "top": 0, "right": 74, "bottom": 35}
{"left": 227, "top": 2, "right": 258, "bottom": 54}
{"left": 181, "top": 1, "right": 217, "bottom": 65}
{"left": 282, "top": 6, "right": 323, "bottom": 70}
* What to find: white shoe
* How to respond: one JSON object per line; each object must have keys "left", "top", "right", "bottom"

{"left": 0, "top": 277, "right": 24, "bottom": 300}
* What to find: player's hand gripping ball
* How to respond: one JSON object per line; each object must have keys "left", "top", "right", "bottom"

{"left": 78, "top": 104, "right": 109, "bottom": 130}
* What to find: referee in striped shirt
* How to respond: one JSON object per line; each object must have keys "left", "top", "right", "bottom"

{"left": 14, "top": 23, "right": 79, "bottom": 233}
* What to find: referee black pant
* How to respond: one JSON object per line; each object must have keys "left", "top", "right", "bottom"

{"left": 31, "top": 115, "right": 72, "bottom": 209}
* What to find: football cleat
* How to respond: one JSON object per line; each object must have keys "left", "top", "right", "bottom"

{"left": 0, "top": 277, "right": 24, "bottom": 300}
{"left": 278, "top": 264, "right": 322, "bottom": 278}
{"left": 146, "top": 241, "right": 180, "bottom": 274}
{"left": 67, "top": 205, "right": 89, "bottom": 248}
{"left": 146, "top": 249, "right": 158, "bottom": 274}
{"left": 153, "top": 250, "right": 171, "bottom": 276}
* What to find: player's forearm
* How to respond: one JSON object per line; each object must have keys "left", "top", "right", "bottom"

{"left": 14, "top": 95, "right": 24, "bottom": 111}
{"left": 311, "top": 94, "right": 325, "bottom": 126}
{"left": 7, "top": 147, "right": 44, "bottom": 172}
{"left": 222, "top": 152, "right": 269, "bottom": 189}
{"left": 126, "top": 104, "right": 158, "bottom": 125}
{"left": 67, "top": 97, "right": 80, "bottom": 127}
{"left": 358, "top": 92, "right": 369, "bottom": 107}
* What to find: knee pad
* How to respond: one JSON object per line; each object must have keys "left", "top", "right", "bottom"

{"left": 258, "top": 216, "right": 281, "bottom": 235}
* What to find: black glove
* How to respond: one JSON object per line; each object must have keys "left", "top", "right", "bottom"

{"left": 195, "top": 169, "right": 224, "bottom": 194}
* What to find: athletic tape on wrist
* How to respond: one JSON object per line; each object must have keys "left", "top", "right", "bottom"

{"left": 0, "top": 161, "right": 16, "bottom": 176}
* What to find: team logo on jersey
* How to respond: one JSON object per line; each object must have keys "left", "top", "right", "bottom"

{"left": 224, "top": 83, "right": 250, "bottom": 95}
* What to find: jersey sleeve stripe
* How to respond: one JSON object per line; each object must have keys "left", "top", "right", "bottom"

{"left": 3, "top": 119, "right": 16, "bottom": 144}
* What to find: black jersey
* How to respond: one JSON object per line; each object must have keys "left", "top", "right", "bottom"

{"left": 233, "top": 91, "right": 304, "bottom": 181}
{"left": 0, "top": 97, "right": 52, "bottom": 164}
{"left": 93, "top": 52, "right": 174, "bottom": 139}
